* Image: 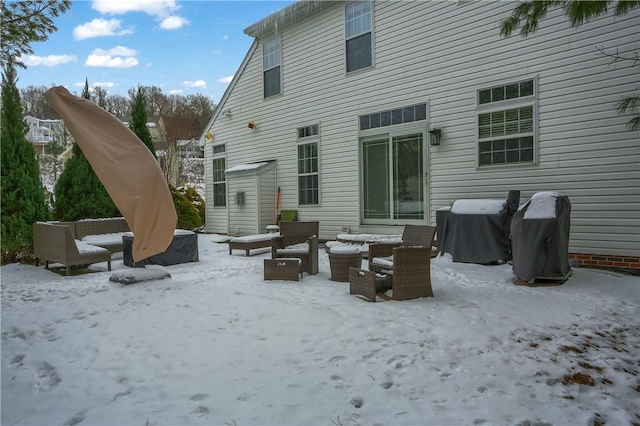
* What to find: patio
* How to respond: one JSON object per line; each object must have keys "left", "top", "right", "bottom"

{"left": 1, "top": 234, "right": 638, "bottom": 425}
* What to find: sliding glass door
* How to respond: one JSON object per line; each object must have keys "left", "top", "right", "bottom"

{"left": 362, "top": 132, "right": 425, "bottom": 224}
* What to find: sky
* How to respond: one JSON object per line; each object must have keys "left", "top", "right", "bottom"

{"left": 16, "top": 0, "right": 296, "bottom": 101}
{"left": 2, "top": 235, "right": 639, "bottom": 425}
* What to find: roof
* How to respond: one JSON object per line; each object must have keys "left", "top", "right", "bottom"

{"left": 244, "top": 0, "right": 337, "bottom": 38}
{"left": 224, "top": 160, "right": 276, "bottom": 175}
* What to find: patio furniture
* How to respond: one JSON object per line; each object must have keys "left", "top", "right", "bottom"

{"left": 264, "top": 258, "right": 302, "bottom": 281}
{"left": 229, "top": 232, "right": 280, "bottom": 256}
{"left": 349, "top": 268, "right": 392, "bottom": 302}
{"left": 271, "top": 221, "right": 319, "bottom": 275}
{"left": 328, "top": 246, "right": 363, "bottom": 282}
{"left": 122, "top": 230, "right": 199, "bottom": 267}
{"left": 367, "top": 225, "right": 437, "bottom": 300}
{"left": 33, "top": 222, "right": 112, "bottom": 276}
{"left": 511, "top": 192, "right": 572, "bottom": 283}
{"left": 278, "top": 209, "right": 298, "bottom": 222}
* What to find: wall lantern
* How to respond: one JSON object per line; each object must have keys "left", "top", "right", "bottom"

{"left": 221, "top": 109, "right": 232, "bottom": 117}
{"left": 248, "top": 121, "right": 257, "bottom": 130}
{"left": 429, "top": 128, "right": 442, "bottom": 146}
{"left": 205, "top": 132, "right": 213, "bottom": 140}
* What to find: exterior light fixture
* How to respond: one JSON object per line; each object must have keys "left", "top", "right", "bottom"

{"left": 429, "top": 128, "right": 442, "bottom": 146}
{"left": 248, "top": 121, "right": 257, "bottom": 130}
{"left": 205, "top": 132, "right": 213, "bottom": 140}
{"left": 221, "top": 109, "right": 232, "bottom": 117}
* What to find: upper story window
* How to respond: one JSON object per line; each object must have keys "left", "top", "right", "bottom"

{"left": 345, "top": 0, "right": 373, "bottom": 73}
{"left": 477, "top": 79, "right": 536, "bottom": 166}
{"left": 263, "top": 37, "right": 281, "bottom": 98}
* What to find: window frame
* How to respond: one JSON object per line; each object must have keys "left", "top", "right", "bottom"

{"left": 475, "top": 76, "right": 538, "bottom": 168}
{"left": 344, "top": 0, "right": 374, "bottom": 74}
{"left": 296, "top": 124, "right": 321, "bottom": 206}
{"left": 212, "top": 144, "right": 226, "bottom": 207}
{"left": 262, "top": 36, "right": 282, "bottom": 98}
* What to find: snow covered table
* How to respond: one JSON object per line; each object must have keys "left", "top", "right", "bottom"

{"left": 122, "top": 230, "right": 199, "bottom": 267}
{"left": 228, "top": 232, "right": 280, "bottom": 256}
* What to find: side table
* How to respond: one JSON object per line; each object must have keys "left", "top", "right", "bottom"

{"left": 328, "top": 251, "right": 363, "bottom": 282}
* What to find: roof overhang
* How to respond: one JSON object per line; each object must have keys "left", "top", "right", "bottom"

{"left": 244, "top": 0, "right": 339, "bottom": 38}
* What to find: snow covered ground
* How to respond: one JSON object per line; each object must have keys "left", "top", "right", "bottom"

{"left": 1, "top": 235, "right": 638, "bottom": 425}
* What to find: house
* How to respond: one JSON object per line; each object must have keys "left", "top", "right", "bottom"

{"left": 24, "top": 115, "right": 65, "bottom": 154}
{"left": 199, "top": 1, "right": 640, "bottom": 269}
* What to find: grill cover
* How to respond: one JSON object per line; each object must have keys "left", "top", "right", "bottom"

{"left": 510, "top": 192, "right": 571, "bottom": 283}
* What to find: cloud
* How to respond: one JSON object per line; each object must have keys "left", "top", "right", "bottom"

{"left": 160, "top": 16, "right": 189, "bottom": 30}
{"left": 168, "top": 89, "right": 183, "bottom": 95}
{"left": 92, "top": 81, "right": 116, "bottom": 88}
{"left": 92, "top": 0, "right": 180, "bottom": 17}
{"left": 222, "top": 35, "right": 229, "bottom": 41}
{"left": 183, "top": 80, "right": 207, "bottom": 89}
{"left": 73, "top": 18, "right": 133, "bottom": 40}
{"left": 217, "top": 76, "right": 233, "bottom": 84}
{"left": 85, "top": 46, "right": 138, "bottom": 68}
{"left": 92, "top": 0, "right": 188, "bottom": 31}
{"left": 211, "top": 49, "right": 222, "bottom": 56}
{"left": 19, "top": 54, "right": 77, "bottom": 67}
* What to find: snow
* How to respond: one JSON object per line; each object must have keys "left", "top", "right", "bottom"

{"left": 337, "top": 233, "right": 402, "bottom": 244}
{"left": 451, "top": 199, "right": 507, "bottom": 214}
{"left": 524, "top": 191, "right": 565, "bottom": 219}
{"left": 2, "top": 235, "right": 639, "bottom": 425}
{"left": 325, "top": 241, "right": 369, "bottom": 254}
{"left": 75, "top": 241, "right": 110, "bottom": 255}
{"left": 224, "top": 162, "right": 271, "bottom": 174}
{"left": 80, "top": 233, "right": 128, "bottom": 247}
{"left": 230, "top": 233, "right": 280, "bottom": 243}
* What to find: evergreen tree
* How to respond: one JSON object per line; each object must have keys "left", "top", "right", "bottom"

{"left": 1, "top": 62, "right": 50, "bottom": 262}
{"left": 53, "top": 79, "right": 120, "bottom": 220}
{"left": 129, "top": 86, "right": 157, "bottom": 158}
{"left": 501, "top": 0, "right": 640, "bottom": 130}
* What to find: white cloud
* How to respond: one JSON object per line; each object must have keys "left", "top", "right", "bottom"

{"left": 85, "top": 46, "right": 138, "bottom": 68}
{"left": 160, "top": 16, "right": 189, "bottom": 30}
{"left": 92, "top": 0, "right": 180, "bottom": 17}
{"left": 73, "top": 18, "right": 133, "bottom": 40}
{"left": 222, "top": 35, "right": 229, "bottom": 41}
{"left": 92, "top": 81, "right": 116, "bottom": 88}
{"left": 19, "top": 54, "right": 77, "bottom": 67}
{"left": 211, "top": 49, "right": 222, "bottom": 56}
{"left": 168, "top": 89, "right": 183, "bottom": 95}
{"left": 183, "top": 80, "right": 207, "bottom": 89}
{"left": 217, "top": 76, "right": 233, "bottom": 84}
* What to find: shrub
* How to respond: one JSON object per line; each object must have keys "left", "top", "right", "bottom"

{"left": 169, "top": 185, "right": 202, "bottom": 230}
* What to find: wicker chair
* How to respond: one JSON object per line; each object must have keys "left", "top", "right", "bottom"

{"left": 271, "top": 221, "right": 319, "bottom": 275}
{"left": 368, "top": 225, "right": 436, "bottom": 300}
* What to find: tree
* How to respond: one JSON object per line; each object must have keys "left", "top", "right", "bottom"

{"left": 129, "top": 86, "right": 157, "bottom": 158}
{"left": 53, "top": 78, "right": 120, "bottom": 220}
{"left": 1, "top": 62, "right": 50, "bottom": 262}
{"left": 500, "top": 0, "right": 640, "bottom": 130}
{"left": 1, "top": 0, "right": 71, "bottom": 68}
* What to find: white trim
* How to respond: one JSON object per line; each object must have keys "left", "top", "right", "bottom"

{"left": 296, "top": 126, "right": 321, "bottom": 206}
{"left": 262, "top": 36, "right": 282, "bottom": 99}
{"left": 344, "top": 0, "right": 375, "bottom": 74}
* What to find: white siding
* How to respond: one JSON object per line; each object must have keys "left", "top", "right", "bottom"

{"left": 204, "top": 1, "right": 640, "bottom": 257}
{"left": 228, "top": 174, "right": 258, "bottom": 236}
{"left": 259, "top": 166, "right": 277, "bottom": 233}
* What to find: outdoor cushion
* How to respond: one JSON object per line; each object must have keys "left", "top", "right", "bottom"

{"left": 371, "top": 255, "right": 394, "bottom": 269}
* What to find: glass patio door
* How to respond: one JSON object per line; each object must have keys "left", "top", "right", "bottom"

{"left": 362, "top": 132, "right": 425, "bottom": 223}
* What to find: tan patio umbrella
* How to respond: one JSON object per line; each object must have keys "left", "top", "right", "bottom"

{"left": 44, "top": 86, "right": 177, "bottom": 263}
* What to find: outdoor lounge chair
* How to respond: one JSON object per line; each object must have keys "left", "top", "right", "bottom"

{"left": 367, "top": 225, "right": 437, "bottom": 300}
{"left": 271, "top": 221, "right": 319, "bottom": 275}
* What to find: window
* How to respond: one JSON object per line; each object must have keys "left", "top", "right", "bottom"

{"left": 345, "top": 0, "right": 373, "bottom": 73}
{"left": 263, "top": 37, "right": 281, "bottom": 98}
{"left": 212, "top": 144, "right": 226, "bottom": 207}
{"left": 362, "top": 133, "right": 424, "bottom": 222}
{"left": 477, "top": 79, "right": 536, "bottom": 166}
{"left": 359, "top": 103, "right": 427, "bottom": 131}
{"left": 297, "top": 125, "right": 319, "bottom": 205}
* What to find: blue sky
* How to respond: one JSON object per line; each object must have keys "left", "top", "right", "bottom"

{"left": 17, "top": 0, "right": 296, "bottom": 102}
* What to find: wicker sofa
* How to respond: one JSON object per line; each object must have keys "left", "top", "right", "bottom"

{"left": 33, "top": 218, "right": 130, "bottom": 276}
{"left": 271, "top": 221, "right": 319, "bottom": 276}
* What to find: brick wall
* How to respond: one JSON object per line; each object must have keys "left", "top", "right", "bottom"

{"left": 569, "top": 253, "right": 640, "bottom": 270}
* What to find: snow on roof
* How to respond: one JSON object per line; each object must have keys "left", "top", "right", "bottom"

{"left": 451, "top": 199, "right": 506, "bottom": 215}
{"left": 523, "top": 191, "right": 565, "bottom": 219}
{"left": 224, "top": 161, "right": 272, "bottom": 174}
